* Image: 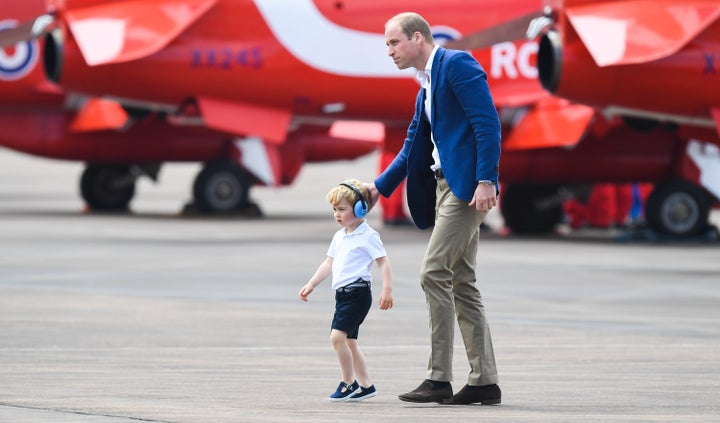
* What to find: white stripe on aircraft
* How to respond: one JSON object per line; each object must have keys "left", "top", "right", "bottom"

{"left": 688, "top": 140, "right": 720, "bottom": 199}
{"left": 253, "top": 0, "right": 414, "bottom": 78}
{"left": 236, "top": 136, "right": 275, "bottom": 185}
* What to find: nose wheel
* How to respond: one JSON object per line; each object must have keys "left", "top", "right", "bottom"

{"left": 500, "top": 184, "right": 564, "bottom": 233}
{"left": 80, "top": 164, "right": 136, "bottom": 211}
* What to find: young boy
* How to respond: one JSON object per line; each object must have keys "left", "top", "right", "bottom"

{"left": 299, "top": 179, "right": 393, "bottom": 402}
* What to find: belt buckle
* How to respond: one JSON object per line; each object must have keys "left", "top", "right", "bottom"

{"left": 338, "top": 279, "right": 369, "bottom": 293}
{"left": 434, "top": 168, "right": 444, "bottom": 180}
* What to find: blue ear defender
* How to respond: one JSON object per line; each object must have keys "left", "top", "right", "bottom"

{"left": 339, "top": 182, "right": 368, "bottom": 218}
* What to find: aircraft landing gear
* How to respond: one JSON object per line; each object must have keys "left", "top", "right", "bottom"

{"left": 500, "top": 184, "right": 565, "bottom": 233}
{"left": 192, "top": 160, "right": 253, "bottom": 213}
{"left": 80, "top": 163, "right": 160, "bottom": 211}
{"left": 645, "top": 179, "right": 713, "bottom": 237}
{"left": 80, "top": 164, "right": 137, "bottom": 211}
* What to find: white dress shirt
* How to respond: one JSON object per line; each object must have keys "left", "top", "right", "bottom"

{"left": 416, "top": 44, "right": 442, "bottom": 171}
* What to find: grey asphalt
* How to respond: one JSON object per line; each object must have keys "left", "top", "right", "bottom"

{"left": 1, "top": 149, "right": 719, "bottom": 423}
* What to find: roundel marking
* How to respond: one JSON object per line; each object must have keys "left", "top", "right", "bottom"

{"left": 0, "top": 20, "right": 40, "bottom": 81}
{"left": 431, "top": 25, "right": 462, "bottom": 45}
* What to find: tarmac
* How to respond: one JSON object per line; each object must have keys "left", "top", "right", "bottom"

{"left": 1, "top": 149, "right": 719, "bottom": 423}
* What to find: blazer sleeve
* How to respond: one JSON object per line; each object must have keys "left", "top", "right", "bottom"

{"left": 374, "top": 89, "right": 425, "bottom": 198}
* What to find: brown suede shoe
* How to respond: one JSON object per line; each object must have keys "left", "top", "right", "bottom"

{"left": 443, "top": 383, "right": 501, "bottom": 405}
{"left": 398, "top": 379, "right": 453, "bottom": 403}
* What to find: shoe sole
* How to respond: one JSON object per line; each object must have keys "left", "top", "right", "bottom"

{"left": 398, "top": 395, "right": 451, "bottom": 404}
{"left": 329, "top": 390, "right": 360, "bottom": 402}
{"left": 346, "top": 391, "right": 377, "bottom": 402}
{"left": 441, "top": 397, "right": 501, "bottom": 405}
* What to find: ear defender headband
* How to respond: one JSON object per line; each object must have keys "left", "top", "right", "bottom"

{"left": 339, "top": 182, "right": 369, "bottom": 218}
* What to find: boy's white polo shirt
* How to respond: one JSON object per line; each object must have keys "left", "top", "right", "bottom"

{"left": 327, "top": 220, "right": 386, "bottom": 290}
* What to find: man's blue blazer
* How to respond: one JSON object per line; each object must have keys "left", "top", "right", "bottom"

{"left": 375, "top": 47, "right": 501, "bottom": 229}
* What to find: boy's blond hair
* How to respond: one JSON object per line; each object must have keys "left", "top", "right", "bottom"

{"left": 327, "top": 179, "right": 370, "bottom": 208}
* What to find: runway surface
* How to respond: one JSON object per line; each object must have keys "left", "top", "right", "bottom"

{"left": 1, "top": 149, "right": 719, "bottom": 422}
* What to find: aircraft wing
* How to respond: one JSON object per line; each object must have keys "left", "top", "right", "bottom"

{"left": 440, "top": 6, "right": 596, "bottom": 150}
{"left": 195, "top": 98, "right": 292, "bottom": 145}
{"left": 0, "top": 0, "right": 217, "bottom": 65}
{"left": 0, "top": 14, "right": 54, "bottom": 48}
{"left": 63, "top": 0, "right": 217, "bottom": 66}
{"left": 444, "top": 11, "right": 543, "bottom": 52}
{"left": 491, "top": 84, "right": 549, "bottom": 109}
{"left": 565, "top": 0, "right": 720, "bottom": 67}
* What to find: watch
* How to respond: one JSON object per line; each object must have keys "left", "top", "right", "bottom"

{"left": 477, "top": 180, "right": 494, "bottom": 186}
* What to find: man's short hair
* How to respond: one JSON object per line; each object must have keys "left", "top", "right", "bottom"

{"left": 387, "top": 12, "right": 434, "bottom": 43}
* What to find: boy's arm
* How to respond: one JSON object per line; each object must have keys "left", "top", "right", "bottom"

{"left": 375, "top": 256, "right": 393, "bottom": 310}
{"left": 299, "top": 257, "right": 332, "bottom": 301}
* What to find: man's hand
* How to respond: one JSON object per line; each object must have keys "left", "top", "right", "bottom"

{"left": 364, "top": 182, "right": 380, "bottom": 210}
{"left": 468, "top": 183, "right": 497, "bottom": 211}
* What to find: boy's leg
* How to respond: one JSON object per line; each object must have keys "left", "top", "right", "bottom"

{"left": 347, "top": 339, "right": 370, "bottom": 387}
{"left": 331, "top": 329, "right": 355, "bottom": 383}
{"left": 331, "top": 288, "right": 372, "bottom": 385}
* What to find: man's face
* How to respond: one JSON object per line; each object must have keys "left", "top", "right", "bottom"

{"left": 385, "top": 21, "right": 419, "bottom": 70}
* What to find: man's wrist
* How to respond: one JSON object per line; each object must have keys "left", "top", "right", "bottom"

{"left": 477, "top": 180, "right": 494, "bottom": 186}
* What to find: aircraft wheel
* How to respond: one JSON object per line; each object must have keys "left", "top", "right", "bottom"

{"left": 193, "top": 160, "right": 251, "bottom": 213}
{"left": 80, "top": 164, "right": 136, "bottom": 210}
{"left": 500, "top": 184, "right": 563, "bottom": 233}
{"left": 645, "top": 179, "right": 711, "bottom": 237}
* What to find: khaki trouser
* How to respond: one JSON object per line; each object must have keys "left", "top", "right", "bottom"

{"left": 421, "top": 178, "right": 498, "bottom": 386}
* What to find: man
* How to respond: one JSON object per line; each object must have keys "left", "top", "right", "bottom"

{"left": 366, "top": 12, "right": 502, "bottom": 405}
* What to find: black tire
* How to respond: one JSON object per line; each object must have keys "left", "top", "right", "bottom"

{"left": 645, "top": 179, "right": 711, "bottom": 237}
{"left": 501, "top": 184, "right": 563, "bottom": 233}
{"left": 80, "top": 164, "right": 135, "bottom": 211}
{"left": 192, "top": 161, "right": 251, "bottom": 213}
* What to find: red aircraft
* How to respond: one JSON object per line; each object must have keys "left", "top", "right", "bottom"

{"left": 520, "top": 0, "right": 720, "bottom": 235}
{"left": 1, "top": 0, "right": 717, "bottom": 237}
{"left": 0, "top": 0, "right": 381, "bottom": 214}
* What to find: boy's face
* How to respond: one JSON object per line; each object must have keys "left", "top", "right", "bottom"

{"left": 332, "top": 198, "right": 361, "bottom": 227}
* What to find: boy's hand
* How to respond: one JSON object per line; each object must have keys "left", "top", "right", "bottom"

{"left": 299, "top": 284, "right": 314, "bottom": 301}
{"left": 379, "top": 289, "right": 393, "bottom": 310}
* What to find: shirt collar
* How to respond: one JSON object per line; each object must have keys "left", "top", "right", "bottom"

{"left": 344, "top": 220, "right": 369, "bottom": 236}
{"left": 415, "top": 44, "right": 440, "bottom": 85}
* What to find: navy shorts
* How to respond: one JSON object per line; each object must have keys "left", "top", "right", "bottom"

{"left": 331, "top": 286, "right": 372, "bottom": 339}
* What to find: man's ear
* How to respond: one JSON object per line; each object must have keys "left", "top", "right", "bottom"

{"left": 414, "top": 31, "right": 423, "bottom": 45}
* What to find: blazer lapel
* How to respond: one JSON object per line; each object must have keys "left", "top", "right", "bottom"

{"left": 430, "top": 47, "right": 446, "bottom": 133}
